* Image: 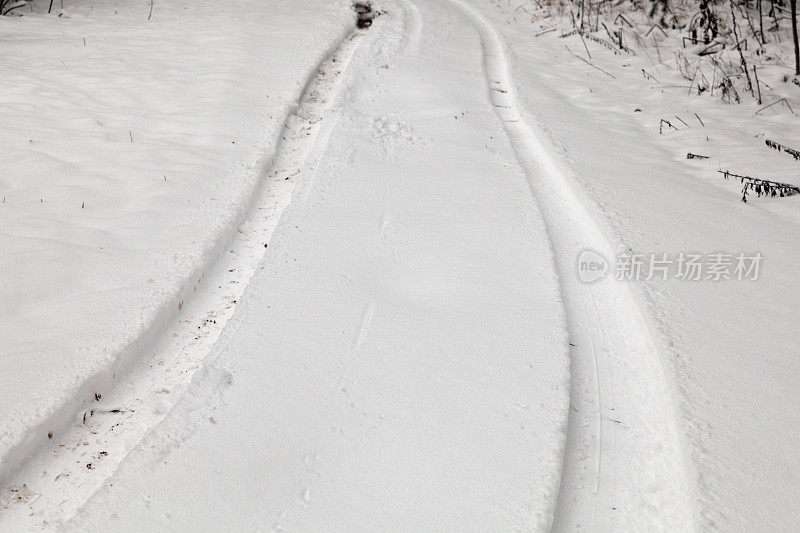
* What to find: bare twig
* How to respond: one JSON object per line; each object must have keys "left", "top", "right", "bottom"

{"left": 614, "top": 13, "right": 633, "bottom": 27}
{"left": 730, "top": 0, "right": 754, "bottom": 95}
{"left": 642, "top": 68, "right": 660, "bottom": 83}
{"left": 659, "top": 118, "right": 679, "bottom": 133}
{"left": 646, "top": 24, "right": 668, "bottom": 38}
{"left": 565, "top": 44, "right": 617, "bottom": 78}
{"left": 753, "top": 65, "right": 762, "bottom": 104}
{"left": 765, "top": 138, "right": 800, "bottom": 159}
{"left": 719, "top": 169, "right": 800, "bottom": 202}
{"left": 694, "top": 112, "right": 705, "bottom": 126}
{"left": 577, "top": 30, "right": 592, "bottom": 58}
{"left": 755, "top": 97, "right": 796, "bottom": 115}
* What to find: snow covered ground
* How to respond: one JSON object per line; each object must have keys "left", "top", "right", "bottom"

{"left": 0, "top": 0, "right": 351, "bottom": 492}
{"left": 480, "top": 2, "right": 800, "bottom": 529}
{"left": 2, "top": 0, "right": 800, "bottom": 530}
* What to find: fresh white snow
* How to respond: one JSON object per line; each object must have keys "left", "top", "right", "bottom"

{"left": 63, "top": 3, "right": 574, "bottom": 528}
{"left": 0, "top": 0, "right": 351, "bottom": 490}
{"left": 483, "top": 2, "right": 800, "bottom": 528}
{"left": 1, "top": 0, "right": 800, "bottom": 530}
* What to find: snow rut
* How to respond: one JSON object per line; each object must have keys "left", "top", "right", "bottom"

{"left": 440, "top": 0, "right": 696, "bottom": 529}
{"left": 0, "top": 23, "right": 370, "bottom": 530}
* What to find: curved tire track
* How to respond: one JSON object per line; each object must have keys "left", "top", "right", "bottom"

{"left": 0, "top": 19, "right": 374, "bottom": 530}
{"left": 395, "top": 0, "right": 423, "bottom": 54}
{"left": 438, "top": 0, "right": 696, "bottom": 529}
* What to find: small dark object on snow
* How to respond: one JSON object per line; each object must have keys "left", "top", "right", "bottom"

{"left": 353, "top": 2, "right": 375, "bottom": 29}
{"left": 687, "top": 153, "right": 709, "bottom": 159}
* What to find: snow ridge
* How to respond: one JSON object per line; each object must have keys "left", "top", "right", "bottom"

{"left": 0, "top": 18, "right": 371, "bottom": 529}
{"left": 395, "top": 0, "right": 423, "bottom": 54}
{"left": 441, "top": 0, "right": 696, "bottom": 529}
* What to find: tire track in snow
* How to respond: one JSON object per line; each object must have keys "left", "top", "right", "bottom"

{"left": 353, "top": 302, "right": 376, "bottom": 353}
{"left": 0, "top": 22, "right": 373, "bottom": 530}
{"left": 298, "top": 109, "right": 343, "bottom": 208}
{"left": 438, "top": 0, "right": 695, "bottom": 529}
{"left": 336, "top": 301, "right": 376, "bottom": 398}
{"left": 395, "top": 0, "right": 423, "bottom": 54}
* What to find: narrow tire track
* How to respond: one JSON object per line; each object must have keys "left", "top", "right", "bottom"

{"left": 438, "top": 0, "right": 696, "bottom": 530}
{"left": 0, "top": 19, "right": 373, "bottom": 530}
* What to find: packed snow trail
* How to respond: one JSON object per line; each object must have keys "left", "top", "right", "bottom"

{"left": 63, "top": 1, "right": 575, "bottom": 530}
{"left": 444, "top": 0, "right": 696, "bottom": 530}
{"left": 3, "top": 0, "right": 698, "bottom": 529}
